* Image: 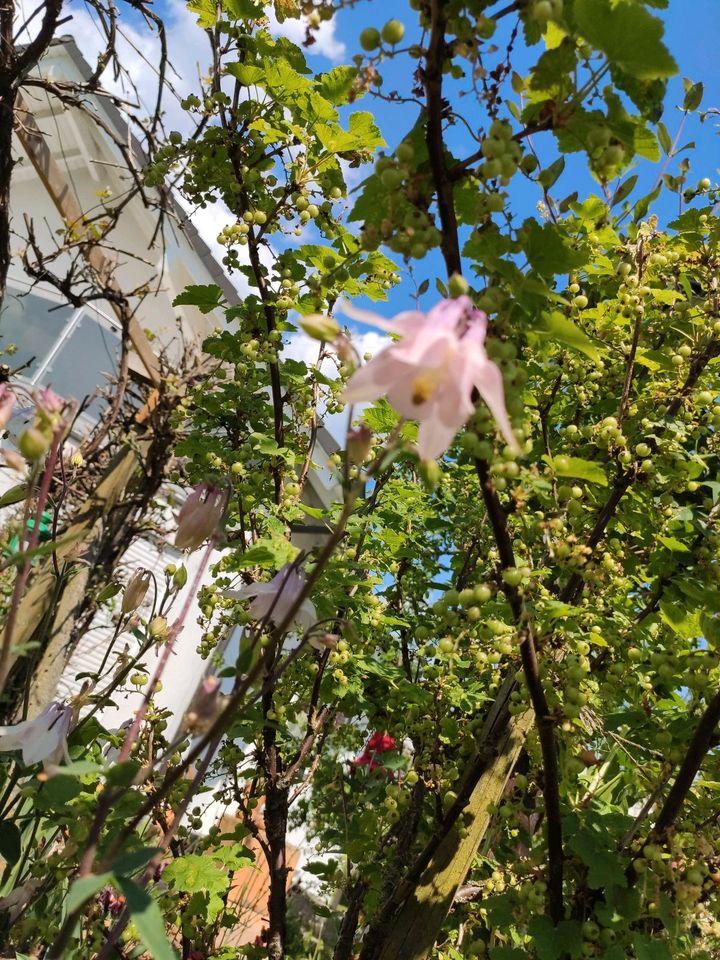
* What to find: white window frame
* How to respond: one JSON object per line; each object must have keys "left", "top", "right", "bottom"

{"left": 3, "top": 275, "right": 123, "bottom": 431}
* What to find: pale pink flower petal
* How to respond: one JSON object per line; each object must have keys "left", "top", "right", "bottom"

{"left": 417, "top": 416, "right": 461, "bottom": 461}
{"left": 339, "top": 299, "right": 425, "bottom": 334}
{"left": 232, "top": 565, "right": 317, "bottom": 634}
{"left": 473, "top": 357, "right": 518, "bottom": 452}
{"left": 0, "top": 702, "right": 73, "bottom": 766}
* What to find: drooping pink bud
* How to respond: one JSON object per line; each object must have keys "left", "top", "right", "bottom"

{"left": 121, "top": 568, "right": 152, "bottom": 615}
{"left": 0, "top": 385, "right": 15, "bottom": 429}
{"left": 333, "top": 333, "right": 356, "bottom": 364}
{"left": 175, "top": 483, "right": 225, "bottom": 552}
{"left": 346, "top": 425, "right": 373, "bottom": 465}
{"left": 36, "top": 387, "right": 63, "bottom": 416}
{"left": 2, "top": 448, "right": 25, "bottom": 472}
{"left": 182, "top": 676, "right": 227, "bottom": 734}
{"left": 308, "top": 632, "right": 339, "bottom": 652}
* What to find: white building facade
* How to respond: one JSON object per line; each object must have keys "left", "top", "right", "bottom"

{"left": 2, "top": 36, "right": 339, "bottom": 735}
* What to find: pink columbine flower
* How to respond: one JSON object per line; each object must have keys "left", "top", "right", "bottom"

{"left": 175, "top": 483, "right": 225, "bottom": 551}
{"left": 233, "top": 564, "right": 317, "bottom": 634}
{"left": 341, "top": 296, "right": 518, "bottom": 461}
{"left": 0, "top": 385, "right": 15, "bottom": 429}
{"left": 36, "top": 387, "right": 63, "bottom": 416}
{"left": 0, "top": 702, "right": 72, "bottom": 766}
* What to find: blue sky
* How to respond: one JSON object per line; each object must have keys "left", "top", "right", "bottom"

{"left": 324, "top": 0, "right": 720, "bottom": 317}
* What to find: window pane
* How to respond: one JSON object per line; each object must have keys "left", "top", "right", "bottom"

{"left": 41, "top": 314, "right": 121, "bottom": 416}
{"left": 0, "top": 289, "right": 73, "bottom": 377}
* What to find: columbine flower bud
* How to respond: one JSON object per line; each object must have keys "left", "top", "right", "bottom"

{"left": 182, "top": 677, "right": 227, "bottom": 734}
{"left": 2, "top": 449, "right": 25, "bottom": 472}
{"left": 172, "top": 564, "right": 188, "bottom": 591}
{"left": 36, "top": 387, "right": 63, "bottom": 417}
{"left": 300, "top": 313, "right": 340, "bottom": 342}
{"left": 175, "top": 483, "right": 225, "bottom": 551}
{"left": 333, "top": 333, "right": 355, "bottom": 363}
{"left": 148, "top": 616, "right": 169, "bottom": 642}
{"left": 70, "top": 451, "right": 84, "bottom": 468}
{"left": 309, "top": 632, "right": 339, "bottom": 652}
{"left": 121, "top": 568, "right": 152, "bottom": 615}
{"left": 0, "top": 385, "right": 15, "bottom": 429}
{"left": 18, "top": 427, "right": 51, "bottom": 462}
{"left": 346, "top": 425, "right": 373, "bottom": 465}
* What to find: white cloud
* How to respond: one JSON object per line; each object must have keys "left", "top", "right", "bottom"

{"left": 267, "top": 11, "right": 346, "bottom": 62}
{"left": 283, "top": 327, "right": 387, "bottom": 444}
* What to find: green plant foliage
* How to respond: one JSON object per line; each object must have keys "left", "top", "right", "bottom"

{"left": 3, "top": 3, "right": 720, "bottom": 960}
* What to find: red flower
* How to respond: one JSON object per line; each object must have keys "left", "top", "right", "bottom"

{"left": 353, "top": 731, "right": 397, "bottom": 770}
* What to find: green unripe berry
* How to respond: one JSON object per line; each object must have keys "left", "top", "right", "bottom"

{"left": 381, "top": 19, "right": 405, "bottom": 44}
{"left": 502, "top": 567, "right": 523, "bottom": 587}
{"left": 360, "top": 27, "right": 381, "bottom": 51}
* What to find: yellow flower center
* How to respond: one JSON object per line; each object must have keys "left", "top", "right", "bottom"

{"left": 411, "top": 374, "right": 437, "bottom": 406}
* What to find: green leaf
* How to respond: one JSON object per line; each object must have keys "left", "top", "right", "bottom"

{"left": 536, "top": 311, "right": 605, "bottom": 363}
{"left": 545, "top": 455, "right": 608, "bottom": 486}
{"left": 648, "top": 288, "right": 682, "bottom": 304}
{"left": 96, "top": 582, "right": 122, "bottom": 603}
{"left": 632, "top": 934, "right": 672, "bottom": 960}
{"left": 0, "top": 821, "right": 21, "bottom": 866}
{"left": 363, "top": 399, "right": 399, "bottom": 434}
{"left": 0, "top": 484, "right": 27, "bottom": 508}
{"left": 226, "top": 63, "right": 265, "bottom": 86}
{"left": 529, "top": 917, "right": 583, "bottom": 960}
{"left": 316, "top": 111, "right": 385, "bottom": 154}
{"left": 116, "top": 877, "right": 177, "bottom": 960}
{"left": 162, "top": 854, "right": 230, "bottom": 896}
{"left": 574, "top": 0, "right": 678, "bottom": 79}
{"left": 173, "top": 284, "right": 225, "bottom": 314}
{"left": 1, "top": 532, "right": 84, "bottom": 570}
{"left": 657, "top": 536, "right": 689, "bottom": 552}
{"left": 105, "top": 760, "right": 142, "bottom": 788}
{"left": 524, "top": 221, "right": 588, "bottom": 276}
{"left": 601, "top": 948, "right": 626, "bottom": 960}
{"left": 317, "top": 66, "right": 359, "bottom": 105}
{"left": 539, "top": 156, "right": 566, "bottom": 189}
{"left": 224, "top": 0, "right": 264, "bottom": 16}
{"left": 65, "top": 873, "right": 112, "bottom": 915}
{"left": 236, "top": 539, "right": 298, "bottom": 569}
{"left": 657, "top": 121, "right": 672, "bottom": 155}
{"left": 683, "top": 80, "right": 703, "bottom": 112}
{"left": 111, "top": 847, "right": 162, "bottom": 878}
{"left": 49, "top": 760, "right": 106, "bottom": 778}
{"left": 187, "top": 0, "right": 217, "bottom": 27}
{"left": 567, "top": 830, "right": 627, "bottom": 888}
{"left": 659, "top": 600, "right": 701, "bottom": 640}
{"left": 612, "top": 174, "right": 638, "bottom": 207}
